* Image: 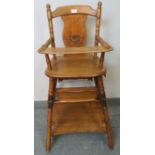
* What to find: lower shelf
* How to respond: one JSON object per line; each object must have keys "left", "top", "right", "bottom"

{"left": 53, "top": 102, "right": 105, "bottom": 136}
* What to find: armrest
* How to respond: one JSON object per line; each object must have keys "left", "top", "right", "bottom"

{"left": 96, "top": 36, "right": 113, "bottom": 67}
{"left": 38, "top": 38, "right": 53, "bottom": 70}
{"left": 96, "top": 36, "right": 112, "bottom": 50}
{"left": 38, "top": 38, "right": 52, "bottom": 53}
{"left": 38, "top": 46, "right": 112, "bottom": 55}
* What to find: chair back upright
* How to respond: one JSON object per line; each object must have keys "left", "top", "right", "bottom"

{"left": 46, "top": 2, "right": 102, "bottom": 48}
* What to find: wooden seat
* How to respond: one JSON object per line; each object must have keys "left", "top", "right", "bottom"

{"left": 45, "top": 54, "right": 106, "bottom": 78}
{"left": 38, "top": 2, "right": 113, "bottom": 152}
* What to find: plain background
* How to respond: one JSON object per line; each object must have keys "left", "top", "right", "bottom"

{"left": 0, "top": 1, "right": 155, "bottom": 155}
{"left": 34, "top": 0, "right": 120, "bottom": 101}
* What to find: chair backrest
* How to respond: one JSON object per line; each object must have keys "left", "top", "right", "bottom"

{"left": 46, "top": 2, "right": 102, "bottom": 47}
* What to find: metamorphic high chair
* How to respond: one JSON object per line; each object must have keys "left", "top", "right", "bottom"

{"left": 38, "top": 1, "right": 113, "bottom": 152}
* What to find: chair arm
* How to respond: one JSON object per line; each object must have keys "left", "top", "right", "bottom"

{"left": 96, "top": 36, "right": 113, "bottom": 66}
{"left": 38, "top": 38, "right": 52, "bottom": 53}
{"left": 38, "top": 38, "right": 53, "bottom": 70}
{"left": 96, "top": 36, "right": 112, "bottom": 50}
{"left": 38, "top": 46, "right": 112, "bottom": 55}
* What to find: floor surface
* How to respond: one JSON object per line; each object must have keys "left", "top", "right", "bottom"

{"left": 34, "top": 99, "right": 120, "bottom": 155}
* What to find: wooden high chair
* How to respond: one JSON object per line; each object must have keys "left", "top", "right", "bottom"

{"left": 38, "top": 2, "right": 113, "bottom": 152}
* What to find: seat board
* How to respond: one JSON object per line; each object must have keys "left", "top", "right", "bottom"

{"left": 45, "top": 54, "right": 106, "bottom": 78}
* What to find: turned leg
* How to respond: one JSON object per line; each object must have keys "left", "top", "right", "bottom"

{"left": 46, "top": 78, "right": 56, "bottom": 152}
{"left": 94, "top": 77, "right": 100, "bottom": 100}
{"left": 97, "top": 76, "right": 113, "bottom": 149}
{"left": 94, "top": 77, "right": 106, "bottom": 133}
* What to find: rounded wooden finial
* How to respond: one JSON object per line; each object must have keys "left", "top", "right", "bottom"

{"left": 98, "top": 1, "right": 102, "bottom": 7}
{"left": 46, "top": 3, "right": 51, "bottom": 9}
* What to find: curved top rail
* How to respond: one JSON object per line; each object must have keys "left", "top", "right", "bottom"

{"left": 52, "top": 5, "right": 97, "bottom": 18}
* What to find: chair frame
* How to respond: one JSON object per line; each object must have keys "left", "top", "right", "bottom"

{"left": 38, "top": 2, "right": 113, "bottom": 152}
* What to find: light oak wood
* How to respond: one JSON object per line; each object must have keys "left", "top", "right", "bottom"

{"left": 38, "top": 36, "right": 112, "bottom": 52}
{"left": 38, "top": 2, "right": 112, "bottom": 72}
{"left": 62, "top": 15, "right": 87, "bottom": 47}
{"left": 46, "top": 4, "right": 55, "bottom": 48}
{"left": 57, "top": 86, "right": 97, "bottom": 93}
{"left": 55, "top": 87, "right": 98, "bottom": 103}
{"left": 46, "top": 78, "right": 56, "bottom": 152}
{"left": 95, "top": 2, "right": 102, "bottom": 46}
{"left": 45, "top": 54, "right": 106, "bottom": 78}
{"left": 53, "top": 102, "right": 106, "bottom": 136}
{"left": 96, "top": 76, "right": 113, "bottom": 149}
{"left": 46, "top": 4, "right": 56, "bottom": 59}
{"left": 38, "top": 2, "right": 113, "bottom": 152}
{"left": 97, "top": 36, "right": 112, "bottom": 49}
{"left": 39, "top": 38, "right": 52, "bottom": 51}
{"left": 38, "top": 46, "right": 112, "bottom": 55}
{"left": 52, "top": 5, "right": 97, "bottom": 18}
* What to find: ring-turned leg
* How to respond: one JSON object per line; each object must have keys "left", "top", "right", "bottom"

{"left": 46, "top": 78, "right": 56, "bottom": 152}
{"left": 96, "top": 76, "right": 113, "bottom": 149}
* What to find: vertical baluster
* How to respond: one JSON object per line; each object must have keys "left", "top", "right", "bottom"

{"left": 46, "top": 4, "right": 56, "bottom": 48}
{"left": 94, "top": 1, "right": 102, "bottom": 59}
{"left": 46, "top": 4, "right": 56, "bottom": 64}
{"left": 95, "top": 1, "right": 102, "bottom": 46}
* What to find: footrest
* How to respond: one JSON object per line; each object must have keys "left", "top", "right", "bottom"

{"left": 53, "top": 102, "right": 105, "bottom": 136}
{"left": 53, "top": 87, "right": 106, "bottom": 136}
{"left": 55, "top": 87, "right": 98, "bottom": 103}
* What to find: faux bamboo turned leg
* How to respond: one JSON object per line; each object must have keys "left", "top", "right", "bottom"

{"left": 46, "top": 78, "right": 56, "bottom": 152}
{"left": 97, "top": 76, "right": 113, "bottom": 149}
